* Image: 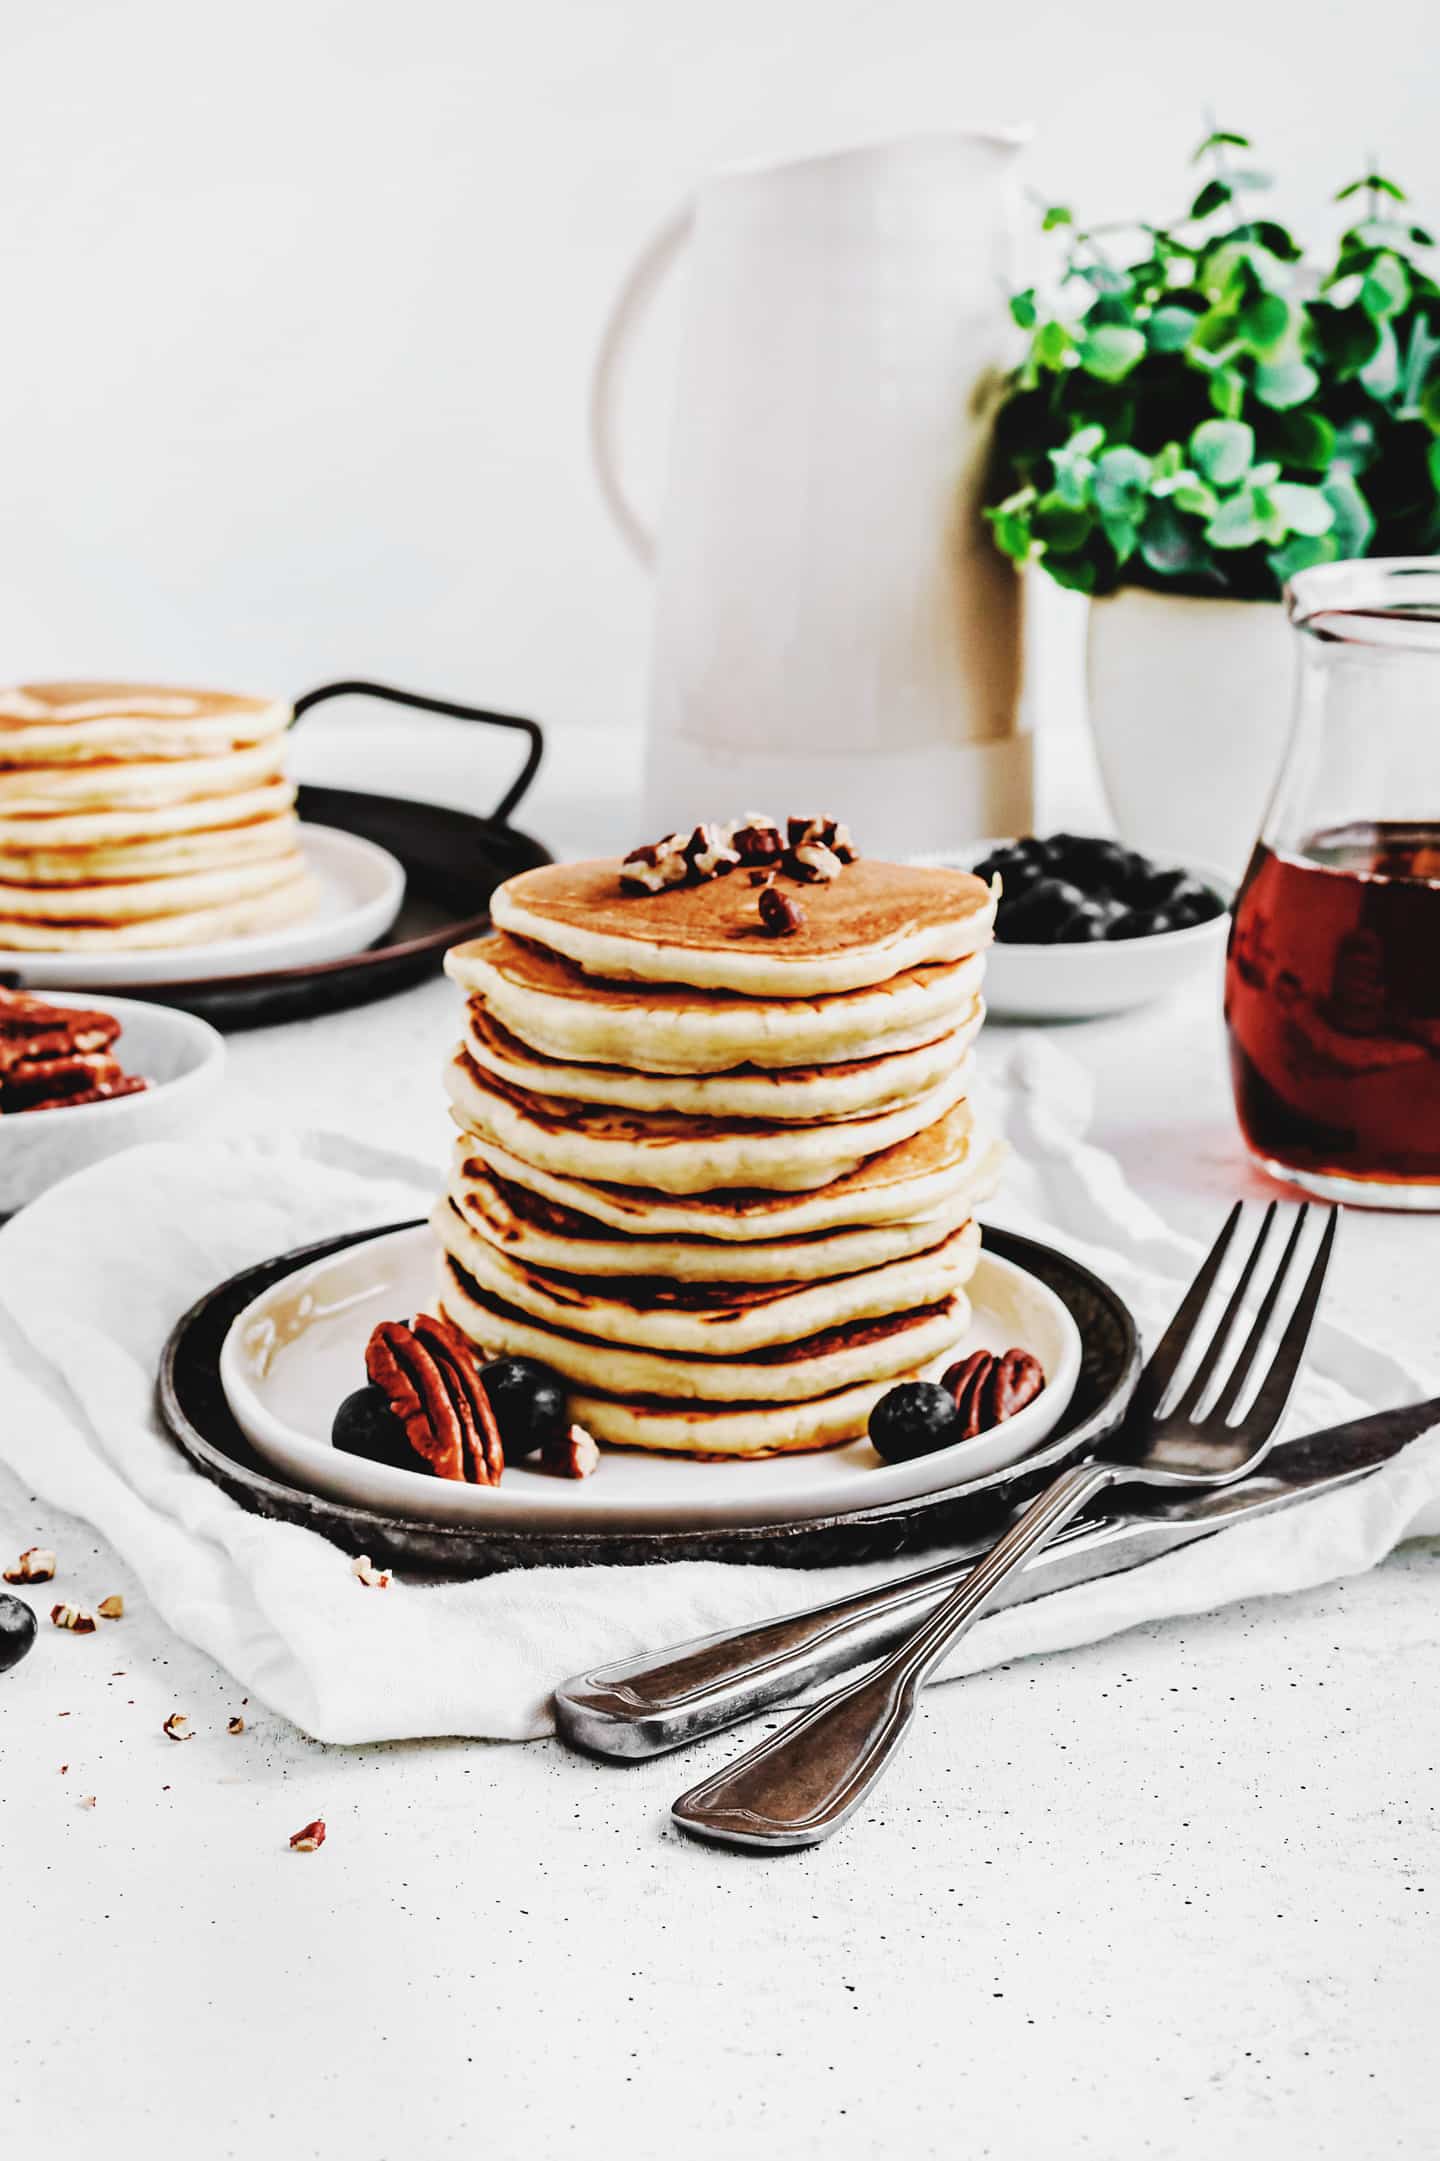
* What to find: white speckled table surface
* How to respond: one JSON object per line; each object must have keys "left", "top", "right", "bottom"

{"left": 3, "top": 719, "right": 1438, "bottom": 2161}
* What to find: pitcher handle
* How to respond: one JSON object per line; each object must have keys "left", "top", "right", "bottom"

{"left": 588, "top": 205, "right": 694, "bottom": 571}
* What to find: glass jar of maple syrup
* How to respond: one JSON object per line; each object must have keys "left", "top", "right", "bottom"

{"left": 1226, "top": 558, "right": 1440, "bottom": 1208}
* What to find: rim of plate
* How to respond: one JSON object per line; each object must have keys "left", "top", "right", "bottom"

{"left": 216, "top": 1223, "right": 1083, "bottom": 1532}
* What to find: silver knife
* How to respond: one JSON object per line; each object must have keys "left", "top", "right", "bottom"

{"left": 554, "top": 1397, "right": 1440, "bottom": 1761}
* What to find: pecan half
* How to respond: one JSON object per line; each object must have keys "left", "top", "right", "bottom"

{"left": 940, "top": 1348, "right": 1046, "bottom": 1439}
{"left": 758, "top": 884, "right": 805, "bottom": 936}
{"left": 365, "top": 1316, "right": 504, "bottom": 1485}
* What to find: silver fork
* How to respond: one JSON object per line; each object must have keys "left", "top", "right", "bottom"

{"left": 671, "top": 1201, "right": 1339, "bottom": 1852}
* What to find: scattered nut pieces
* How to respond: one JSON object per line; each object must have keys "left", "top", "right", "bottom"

{"left": 50, "top": 1603, "right": 96, "bottom": 1634}
{"left": 289, "top": 1818, "right": 327, "bottom": 1852}
{"left": 759, "top": 884, "right": 805, "bottom": 937}
{"left": 350, "top": 1554, "right": 391, "bottom": 1589}
{"left": 683, "top": 822, "right": 740, "bottom": 880}
{"left": 162, "top": 1712, "right": 193, "bottom": 1742}
{"left": 619, "top": 835, "right": 689, "bottom": 893}
{"left": 79, "top": 1794, "right": 97, "bottom": 1810}
{"left": 544, "top": 1421, "right": 600, "bottom": 1480}
{"left": 97, "top": 1594, "right": 124, "bottom": 1620}
{"left": 789, "top": 840, "right": 844, "bottom": 882}
{"left": 227, "top": 1717, "right": 245, "bottom": 1736}
{"left": 5, "top": 1547, "right": 56, "bottom": 1584}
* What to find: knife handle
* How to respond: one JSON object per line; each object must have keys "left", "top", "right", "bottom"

{"left": 552, "top": 1511, "right": 1209, "bottom": 1761}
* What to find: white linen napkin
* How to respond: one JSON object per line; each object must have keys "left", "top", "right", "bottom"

{"left": 0, "top": 1046, "right": 1434, "bottom": 1744}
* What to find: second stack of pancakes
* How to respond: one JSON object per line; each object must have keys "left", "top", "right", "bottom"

{"left": 0, "top": 681, "right": 313, "bottom": 951}
{"left": 435, "top": 821, "right": 1001, "bottom": 1457}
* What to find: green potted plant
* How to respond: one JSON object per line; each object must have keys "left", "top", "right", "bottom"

{"left": 986, "top": 129, "right": 1440, "bottom": 870}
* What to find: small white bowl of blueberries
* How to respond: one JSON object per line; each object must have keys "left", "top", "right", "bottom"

{"left": 944, "top": 835, "right": 1233, "bottom": 1021}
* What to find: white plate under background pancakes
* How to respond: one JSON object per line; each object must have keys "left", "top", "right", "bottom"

{"left": 2, "top": 825, "right": 406, "bottom": 988}
{"left": 218, "top": 1224, "right": 1081, "bottom": 1532}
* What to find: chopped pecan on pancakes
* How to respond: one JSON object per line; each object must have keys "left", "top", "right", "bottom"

{"left": 758, "top": 884, "right": 804, "bottom": 936}
{"left": 364, "top": 1316, "right": 504, "bottom": 1484}
{"left": 787, "top": 815, "right": 859, "bottom": 865}
{"left": 940, "top": 1348, "right": 1046, "bottom": 1438}
{"left": 620, "top": 834, "right": 689, "bottom": 893}
{"left": 683, "top": 822, "right": 740, "bottom": 880}
{"left": 731, "top": 815, "right": 785, "bottom": 865}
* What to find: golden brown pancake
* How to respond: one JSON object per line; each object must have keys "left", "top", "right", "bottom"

{"left": 0, "top": 682, "right": 290, "bottom": 766}
{"left": 490, "top": 855, "right": 996, "bottom": 996}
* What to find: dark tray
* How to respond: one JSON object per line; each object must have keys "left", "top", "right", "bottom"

{"left": 157, "top": 1221, "right": 1141, "bottom": 1577}
{"left": 37, "top": 680, "right": 552, "bottom": 1031}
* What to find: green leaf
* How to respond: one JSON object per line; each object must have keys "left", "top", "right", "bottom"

{"left": 1208, "top": 368, "right": 1246, "bottom": 419}
{"left": 1268, "top": 482, "right": 1336, "bottom": 536}
{"left": 1041, "top": 205, "right": 1073, "bottom": 232}
{"left": 1070, "top": 423, "right": 1107, "bottom": 457}
{"left": 1045, "top": 553, "right": 1097, "bottom": 593}
{"left": 1268, "top": 409, "right": 1337, "bottom": 470}
{"left": 1035, "top": 320, "right": 1074, "bottom": 370}
{"left": 1193, "top": 129, "right": 1252, "bottom": 160}
{"left": 1032, "top": 494, "right": 1092, "bottom": 554}
{"left": 1148, "top": 304, "right": 1202, "bottom": 352}
{"left": 1429, "top": 438, "right": 1440, "bottom": 495}
{"left": 1171, "top": 477, "right": 1220, "bottom": 518}
{"left": 1009, "top": 289, "right": 1038, "bottom": 330}
{"left": 1360, "top": 254, "right": 1411, "bottom": 318}
{"left": 1236, "top": 292, "right": 1291, "bottom": 352}
{"left": 1099, "top": 512, "right": 1140, "bottom": 566}
{"left": 1206, "top": 497, "right": 1265, "bottom": 549}
{"left": 1191, "top": 177, "right": 1234, "bottom": 221}
{"left": 1152, "top": 442, "right": 1185, "bottom": 481}
{"left": 1308, "top": 300, "right": 1383, "bottom": 379}
{"left": 1358, "top": 320, "right": 1400, "bottom": 397}
{"left": 1078, "top": 323, "right": 1146, "bottom": 382}
{"left": 1232, "top": 219, "right": 1303, "bottom": 262}
{"left": 1330, "top": 415, "right": 1378, "bottom": 471}
{"left": 1321, "top": 468, "right": 1377, "bottom": 555}
{"left": 1253, "top": 359, "right": 1321, "bottom": 410}
{"left": 1336, "top": 173, "right": 1407, "bottom": 203}
{"left": 1138, "top": 499, "right": 1212, "bottom": 579}
{"left": 1092, "top": 446, "right": 1153, "bottom": 516}
{"left": 1190, "top": 418, "right": 1255, "bottom": 485}
{"left": 1268, "top": 533, "right": 1340, "bottom": 584}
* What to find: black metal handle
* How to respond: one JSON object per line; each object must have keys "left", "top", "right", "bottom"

{"left": 290, "top": 679, "right": 544, "bottom": 825}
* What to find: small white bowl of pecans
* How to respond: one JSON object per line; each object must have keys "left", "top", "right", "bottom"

{"left": 0, "top": 987, "right": 225, "bottom": 1214}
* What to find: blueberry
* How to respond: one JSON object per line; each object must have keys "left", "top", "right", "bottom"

{"left": 332, "top": 1383, "right": 421, "bottom": 1472}
{"left": 1127, "top": 868, "right": 1192, "bottom": 912}
{"left": 1057, "top": 897, "right": 1124, "bottom": 942}
{"left": 868, "top": 1381, "right": 962, "bottom": 1463}
{"left": 1104, "top": 909, "right": 1155, "bottom": 941}
{"left": 480, "top": 1356, "right": 568, "bottom": 1461}
{"left": 1171, "top": 886, "right": 1227, "bottom": 928}
{"left": 997, "top": 877, "right": 1089, "bottom": 944}
{"left": 986, "top": 854, "right": 1045, "bottom": 897}
{"left": 0, "top": 1593, "right": 39, "bottom": 1673}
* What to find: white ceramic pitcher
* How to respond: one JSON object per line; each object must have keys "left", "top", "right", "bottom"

{"left": 591, "top": 130, "right": 1033, "bottom": 855}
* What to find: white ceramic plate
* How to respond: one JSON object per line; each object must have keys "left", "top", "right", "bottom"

{"left": 0, "top": 993, "right": 225, "bottom": 1212}
{"left": 218, "top": 1224, "right": 1082, "bottom": 1532}
{"left": 3, "top": 824, "right": 406, "bottom": 989}
{"left": 917, "top": 843, "right": 1234, "bottom": 1021}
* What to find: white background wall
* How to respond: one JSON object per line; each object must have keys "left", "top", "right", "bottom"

{"left": 3, "top": 0, "right": 1437, "bottom": 763}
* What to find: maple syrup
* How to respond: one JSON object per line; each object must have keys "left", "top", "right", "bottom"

{"left": 1225, "top": 823, "right": 1440, "bottom": 1193}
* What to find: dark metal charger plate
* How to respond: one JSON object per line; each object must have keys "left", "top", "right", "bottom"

{"left": 157, "top": 1220, "right": 1141, "bottom": 1577}
{"left": 21, "top": 680, "right": 553, "bottom": 1031}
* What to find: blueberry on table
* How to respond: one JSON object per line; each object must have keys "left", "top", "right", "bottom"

{"left": 479, "top": 1357, "right": 568, "bottom": 1461}
{"left": 332, "top": 1384, "right": 422, "bottom": 1472}
{"left": 0, "top": 1592, "right": 38, "bottom": 1673}
{"left": 869, "top": 1380, "right": 962, "bottom": 1463}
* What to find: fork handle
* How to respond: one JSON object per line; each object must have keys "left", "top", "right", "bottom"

{"left": 671, "top": 1460, "right": 1117, "bottom": 1851}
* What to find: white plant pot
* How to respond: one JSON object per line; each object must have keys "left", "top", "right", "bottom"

{"left": 1086, "top": 587, "right": 1296, "bottom": 877}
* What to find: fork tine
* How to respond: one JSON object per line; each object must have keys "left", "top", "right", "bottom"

{"left": 1228, "top": 1206, "right": 1340, "bottom": 1441}
{"left": 1130, "top": 1201, "right": 1243, "bottom": 1421}
{"left": 1169, "top": 1201, "right": 1278, "bottom": 1420}
{"left": 1205, "top": 1204, "right": 1310, "bottom": 1424}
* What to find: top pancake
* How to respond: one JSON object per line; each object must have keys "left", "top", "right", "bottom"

{"left": 490, "top": 856, "right": 996, "bottom": 996}
{"left": 0, "top": 682, "right": 291, "bottom": 768}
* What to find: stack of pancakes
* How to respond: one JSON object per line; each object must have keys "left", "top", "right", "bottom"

{"left": 434, "top": 848, "right": 1002, "bottom": 1458}
{"left": 0, "top": 682, "right": 314, "bottom": 951}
